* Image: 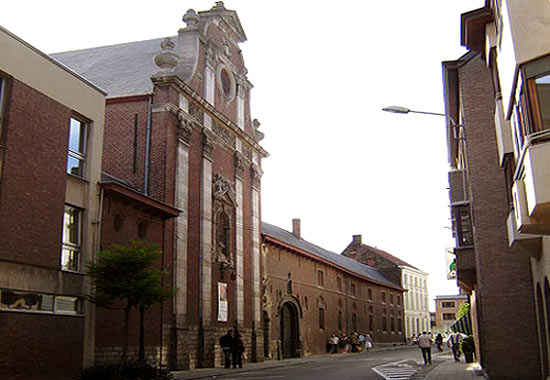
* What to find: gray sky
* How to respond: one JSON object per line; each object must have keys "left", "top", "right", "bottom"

{"left": 1, "top": 0, "right": 484, "bottom": 310}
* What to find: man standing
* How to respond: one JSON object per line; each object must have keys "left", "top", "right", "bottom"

{"left": 417, "top": 331, "right": 433, "bottom": 365}
{"left": 219, "top": 329, "right": 234, "bottom": 368}
{"left": 448, "top": 331, "right": 462, "bottom": 362}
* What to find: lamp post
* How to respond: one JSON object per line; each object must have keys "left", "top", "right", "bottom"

{"left": 382, "top": 106, "right": 462, "bottom": 138}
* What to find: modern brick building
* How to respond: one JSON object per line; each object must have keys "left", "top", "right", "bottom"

{"left": 53, "top": 2, "right": 267, "bottom": 370}
{"left": 342, "top": 235, "right": 430, "bottom": 339}
{"left": 262, "top": 220, "right": 405, "bottom": 359}
{"left": 442, "top": 46, "right": 541, "bottom": 379}
{"left": 433, "top": 294, "right": 468, "bottom": 332}
{"left": 0, "top": 27, "right": 105, "bottom": 380}
{"left": 457, "top": 1, "right": 550, "bottom": 378}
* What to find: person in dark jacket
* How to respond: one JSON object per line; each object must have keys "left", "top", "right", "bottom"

{"left": 219, "top": 329, "right": 234, "bottom": 368}
{"left": 232, "top": 330, "right": 245, "bottom": 368}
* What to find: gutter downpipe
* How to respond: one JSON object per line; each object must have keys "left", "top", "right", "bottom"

{"left": 144, "top": 95, "right": 153, "bottom": 195}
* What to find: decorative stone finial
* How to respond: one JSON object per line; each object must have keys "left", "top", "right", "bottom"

{"left": 252, "top": 119, "right": 264, "bottom": 142}
{"left": 212, "top": 1, "right": 226, "bottom": 10}
{"left": 182, "top": 9, "right": 199, "bottom": 26}
{"left": 153, "top": 37, "right": 179, "bottom": 75}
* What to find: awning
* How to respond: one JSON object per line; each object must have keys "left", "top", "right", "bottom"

{"left": 450, "top": 312, "right": 472, "bottom": 335}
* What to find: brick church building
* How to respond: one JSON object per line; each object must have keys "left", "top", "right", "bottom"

{"left": 53, "top": 1, "right": 267, "bottom": 371}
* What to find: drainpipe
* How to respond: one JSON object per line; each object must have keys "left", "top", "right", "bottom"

{"left": 144, "top": 95, "right": 153, "bottom": 195}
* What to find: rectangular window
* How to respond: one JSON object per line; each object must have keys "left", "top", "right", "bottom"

{"left": 317, "top": 270, "right": 324, "bottom": 287}
{"left": 527, "top": 73, "right": 550, "bottom": 132}
{"left": 452, "top": 204, "right": 474, "bottom": 247}
{"left": 61, "top": 205, "right": 82, "bottom": 271}
{"left": 351, "top": 283, "right": 356, "bottom": 297}
{"left": 337, "top": 277, "right": 342, "bottom": 292}
{"left": 368, "top": 288, "right": 373, "bottom": 301}
{"left": 0, "top": 289, "right": 81, "bottom": 315}
{"left": 397, "top": 295, "right": 401, "bottom": 306}
{"left": 67, "top": 117, "right": 87, "bottom": 177}
{"left": 0, "top": 77, "right": 5, "bottom": 123}
{"left": 390, "top": 294, "right": 394, "bottom": 305}
{"left": 381, "top": 291, "right": 386, "bottom": 303}
{"left": 442, "top": 313, "right": 456, "bottom": 320}
{"left": 319, "top": 308, "right": 325, "bottom": 330}
{"left": 442, "top": 301, "right": 456, "bottom": 308}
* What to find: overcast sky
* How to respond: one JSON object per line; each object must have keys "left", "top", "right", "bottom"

{"left": 1, "top": 0, "right": 484, "bottom": 310}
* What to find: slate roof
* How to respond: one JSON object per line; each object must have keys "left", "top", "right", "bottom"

{"left": 51, "top": 37, "right": 172, "bottom": 98}
{"left": 365, "top": 245, "right": 421, "bottom": 272}
{"left": 262, "top": 222, "right": 402, "bottom": 290}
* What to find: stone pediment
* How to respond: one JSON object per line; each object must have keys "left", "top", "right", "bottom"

{"left": 199, "top": 2, "right": 247, "bottom": 43}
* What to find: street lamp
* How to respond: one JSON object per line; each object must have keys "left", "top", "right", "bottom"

{"left": 382, "top": 105, "right": 462, "bottom": 138}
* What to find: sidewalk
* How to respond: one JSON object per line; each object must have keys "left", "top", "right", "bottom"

{"left": 422, "top": 352, "right": 485, "bottom": 379}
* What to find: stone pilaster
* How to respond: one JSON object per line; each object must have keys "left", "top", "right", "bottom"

{"left": 234, "top": 150, "right": 245, "bottom": 325}
{"left": 201, "top": 128, "right": 215, "bottom": 325}
{"left": 175, "top": 116, "right": 192, "bottom": 326}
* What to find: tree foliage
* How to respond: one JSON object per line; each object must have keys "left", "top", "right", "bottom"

{"left": 87, "top": 240, "right": 176, "bottom": 362}
{"left": 457, "top": 302, "right": 470, "bottom": 319}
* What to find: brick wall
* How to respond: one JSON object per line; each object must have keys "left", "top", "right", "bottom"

{"left": 458, "top": 54, "right": 541, "bottom": 379}
{"left": 0, "top": 312, "right": 84, "bottom": 380}
{"left": 264, "top": 241, "right": 405, "bottom": 359}
{"left": 0, "top": 79, "right": 69, "bottom": 268}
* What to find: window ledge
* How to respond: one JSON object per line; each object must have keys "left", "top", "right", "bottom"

{"left": 0, "top": 308, "right": 84, "bottom": 317}
{"left": 67, "top": 172, "right": 89, "bottom": 183}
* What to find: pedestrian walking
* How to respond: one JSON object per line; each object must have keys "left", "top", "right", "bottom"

{"left": 364, "top": 333, "right": 373, "bottom": 352}
{"left": 435, "top": 333, "right": 443, "bottom": 352}
{"left": 350, "top": 332, "right": 359, "bottom": 352}
{"left": 219, "top": 329, "right": 234, "bottom": 368}
{"left": 339, "top": 333, "right": 349, "bottom": 353}
{"left": 232, "top": 330, "right": 245, "bottom": 368}
{"left": 448, "top": 331, "right": 462, "bottom": 362}
{"left": 417, "top": 331, "right": 433, "bottom": 365}
{"left": 329, "top": 333, "right": 339, "bottom": 354}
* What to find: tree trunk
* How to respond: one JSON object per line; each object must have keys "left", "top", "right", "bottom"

{"left": 121, "top": 304, "right": 132, "bottom": 363}
{"left": 139, "top": 305, "right": 145, "bottom": 362}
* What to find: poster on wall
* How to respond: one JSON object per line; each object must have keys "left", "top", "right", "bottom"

{"left": 218, "top": 282, "right": 228, "bottom": 322}
{"left": 445, "top": 248, "right": 457, "bottom": 280}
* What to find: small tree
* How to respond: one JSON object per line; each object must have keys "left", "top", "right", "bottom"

{"left": 88, "top": 240, "right": 176, "bottom": 363}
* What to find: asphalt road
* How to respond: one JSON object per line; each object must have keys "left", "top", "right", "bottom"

{"left": 207, "top": 346, "right": 441, "bottom": 380}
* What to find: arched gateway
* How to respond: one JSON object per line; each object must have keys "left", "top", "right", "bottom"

{"left": 280, "top": 300, "right": 300, "bottom": 358}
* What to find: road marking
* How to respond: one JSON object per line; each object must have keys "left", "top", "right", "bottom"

{"left": 372, "top": 358, "right": 419, "bottom": 380}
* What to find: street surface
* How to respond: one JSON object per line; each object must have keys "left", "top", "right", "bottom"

{"left": 178, "top": 346, "right": 447, "bottom": 380}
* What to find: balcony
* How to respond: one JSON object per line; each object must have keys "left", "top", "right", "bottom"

{"left": 507, "top": 208, "right": 542, "bottom": 258}
{"left": 494, "top": 97, "right": 514, "bottom": 165}
{"left": 454, "top": 246, "right": 476, "bottom": 292}
{"left": 512, "top": 138, "right": 550, "bottom": 235}
{"left": 448, "top": 169, "right": 466, "bottom": 204}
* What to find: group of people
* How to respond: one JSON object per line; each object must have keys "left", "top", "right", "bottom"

{"left": 413, "top": 331, "right": 463, "bottom": 365}
{"left": 327, "top": 332, "right": 373, "bottom": 354}
{"left": 219, "top": 329, "right": 246, "bottom": 369}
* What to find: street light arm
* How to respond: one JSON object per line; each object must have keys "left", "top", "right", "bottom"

{"left": 382, "top": 105, "right": 459, "bottom": 127}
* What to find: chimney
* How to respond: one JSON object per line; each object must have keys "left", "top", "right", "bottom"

{"left": 352, "top": 234, "right": 362, "bottom": 245}
{"left": 292, "top": 218, "right": 301, "bottom": 239}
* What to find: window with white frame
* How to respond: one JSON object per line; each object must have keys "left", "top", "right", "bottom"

{"left": 67, "top": 117, "right": 87, "bottom": 177}
{"left": 61, "top": 205, "right": 82, "bottom": 271}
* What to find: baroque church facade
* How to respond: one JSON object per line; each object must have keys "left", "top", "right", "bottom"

{"left": 54, "top": 2, "right": 267, "bottom": 369}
